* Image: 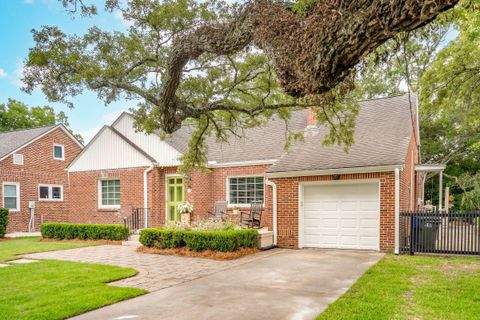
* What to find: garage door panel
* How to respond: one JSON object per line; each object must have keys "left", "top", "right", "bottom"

{"left": 304, "top": 200, "right": 338, "bottom": 211}
{"left": 302, "top": 182, "right": 380, "bottom": 251}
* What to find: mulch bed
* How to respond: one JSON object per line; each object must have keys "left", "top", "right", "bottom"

{"left": 39, "top": 238, "right": 122, "bottom": 245}
{"left": 137, "top": 246, "right": 259, "bottom": 260}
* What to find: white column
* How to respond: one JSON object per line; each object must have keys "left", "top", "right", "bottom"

{"left": 438, "top": 171, "right": 443, "bottom": 211}
{"left": 394, "top": 168, "right": 400, "bottom": 254}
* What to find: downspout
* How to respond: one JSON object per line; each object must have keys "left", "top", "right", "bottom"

{"left": 394, "top": 168, "right": 400, "bottom": 255}
{"left": 143, "top": 164, "right": 156, "bottom": 228}
{"left": 265, "top": 179, "right": 277, "bottom": 246}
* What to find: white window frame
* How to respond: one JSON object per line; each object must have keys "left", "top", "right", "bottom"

{"left": 98, "top": 179, "right": 121, "bottom": 209}
{"left": 38, "top": 184, "right": 64, "bottom": 201}
{"left": 13, "top": 153, "right": 24, "bottom": 165}
{"left": 226, "top": 175, "right": 265, "bottom": 208}
{"left": 2, "top": 182, "right": 20, "bottom": 212}
{"left": 53, "top": 143, "right": 65, "bottom": 160}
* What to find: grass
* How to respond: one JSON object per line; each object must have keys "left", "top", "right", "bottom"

{"left": 317, "top": 254, "right": 480, "bottom": 320}
{"left": 0, "top": 236, "right": 97, "bottom": 262}
{"left": 0, "top": 260, "right": 146, "bottom": 320}
{"left": 0, "top": 236, "right": 146, "bottom": 320}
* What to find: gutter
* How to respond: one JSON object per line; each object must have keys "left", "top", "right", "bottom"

{"left": 265, "top": 165, "right": 403, "bottom": 179}
{"left": 143, "top": 164, "right": 157, "bottom": 228}
{"left": 394, "top": 167, "right": 400, "bottom": 254}
{"left": 265, "top": 179, "right": 278, "bottom": 246}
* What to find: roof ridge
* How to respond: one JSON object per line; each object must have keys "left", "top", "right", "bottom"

{"left": 357, "top": 93, "right": 414, "bottom": 103}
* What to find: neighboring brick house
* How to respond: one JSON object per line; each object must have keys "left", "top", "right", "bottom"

{"left": 0, "top": 125, "right": 83, "bottom": 232}
{"left": 66, "top": 94, "right": 423, "bottom": 253}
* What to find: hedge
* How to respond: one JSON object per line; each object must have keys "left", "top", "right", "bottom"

{"left": 0, "top": 208, "right": 8, "bottom": 238}
{"left": 139, "top": 228, "right": 258, "bottom": 252}
{"left": 41, "top": 223, "right": 128, "bottom": 241}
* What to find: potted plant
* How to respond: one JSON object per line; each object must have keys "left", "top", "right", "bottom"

{"left": 177, "top": 201, "right": 193, "bottom": 224}
{"left": 232, "top": 206, "right": 241, "bottom": 215}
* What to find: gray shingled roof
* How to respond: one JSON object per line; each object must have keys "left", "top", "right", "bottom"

{"left": 166, "top": 110, "right": 307, "bottom": 164}
{"left": 0, "top": 125, "right": 56, "bottom": 159}
{"left": 167, "top": 94, "right": 415, "bottom": 170}
{"left": 266, "top": 94, "right": 416, "bottom": 173}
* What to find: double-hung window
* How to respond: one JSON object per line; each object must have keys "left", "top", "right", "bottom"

{"left": 38, "top": 184, "right": 63, "bottom": 201}
{"left": 228, "top": 176, "right": 264, "bottom": 205}
{"left": 3, "top": 182, "right": 20, "bottom": 211}
{"left": 99, "top": 179, "right": 120, "bottom": 208}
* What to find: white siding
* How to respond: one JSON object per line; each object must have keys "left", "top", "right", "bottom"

{"left": 68, "top": 127, "right": 152, "bottom": 172}
{"left": 113, "top": 114, "right": 181, "bottom": 166}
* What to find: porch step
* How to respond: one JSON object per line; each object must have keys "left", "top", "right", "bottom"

{"left": 122, "top": 240, "right": 141, "bottom": 247}
{"left": 121, "top": 234, "right": 141, "bottom": 247}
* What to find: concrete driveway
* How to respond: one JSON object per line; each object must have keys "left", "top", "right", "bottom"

{"left": 71, "top": 249, "right": 383, "bottom": 320}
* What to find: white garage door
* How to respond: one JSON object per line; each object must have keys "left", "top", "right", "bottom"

{"left": 301, "top": 182, "right": 380, "bottom": 250}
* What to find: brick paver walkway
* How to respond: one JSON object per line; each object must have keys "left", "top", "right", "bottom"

{"left": 24, "top": 245, "right": 281, "bottom": 292}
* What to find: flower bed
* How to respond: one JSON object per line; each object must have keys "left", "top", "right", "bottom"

{"left": 139, "top": 221, "right": 257, "bottom": 253}
{"left": 41, "top": 223, "right": 128, "bottom": 241}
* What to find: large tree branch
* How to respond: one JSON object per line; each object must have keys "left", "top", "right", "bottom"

{"left": 157, "top": 0, "right": 458, "bottom": 134}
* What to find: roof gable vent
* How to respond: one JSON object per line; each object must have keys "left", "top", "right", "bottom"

{"left": 13, "top": 153, "right": 24, "bottom": 165}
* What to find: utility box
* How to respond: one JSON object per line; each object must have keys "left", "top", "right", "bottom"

{"left": 28, "top": 201, "right": 35, "bottom": 209}
{"left": 257, "top": 228, "right": 274, "bottom": 249}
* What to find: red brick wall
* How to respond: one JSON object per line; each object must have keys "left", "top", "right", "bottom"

{"left": 0, "top": 127, "right": 82, "bottom": 232}
{"left": 271, "top": 172, "right": 396, "bottom": 252}
{"left": 68, "top": 167, "right": 147, "bottom": 224}
{"left": 206, "top": 165, "right": 273, "bottom": 229}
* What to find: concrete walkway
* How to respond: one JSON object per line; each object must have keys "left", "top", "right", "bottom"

{"left": 24, "top": 245, "right": 280, "bottom": 292}
{"left": 69, "top": 249, "right": 383, "bottom": 320}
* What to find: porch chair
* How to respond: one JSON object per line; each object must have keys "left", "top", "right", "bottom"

{"left": 208, "top": 201, "right": 228, "bottom": 221}
{"left": 240, "top": 201, "right": 263, "bottom": 229}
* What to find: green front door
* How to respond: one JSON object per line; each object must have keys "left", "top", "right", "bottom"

{"left": 166, "top": 176, "right": 184, "bottom": 222}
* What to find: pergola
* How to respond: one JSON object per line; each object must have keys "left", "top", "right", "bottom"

{"left": 415, "top": 164, "right": 447, "bottom": 211}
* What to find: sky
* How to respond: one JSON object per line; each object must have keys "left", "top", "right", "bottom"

{"left": 0, "top": 0, "right": 133, "bottom": 143}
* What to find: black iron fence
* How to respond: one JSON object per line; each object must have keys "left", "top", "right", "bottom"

{"left": 123, "top": 207, "right": 148, "bottom": 240}
{"left": 400, "top": 210, "right": 480, "bottom": 255}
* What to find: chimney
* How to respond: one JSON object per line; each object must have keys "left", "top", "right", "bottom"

{"left": 307, "top": 107, "right": 317, "bottom": 127}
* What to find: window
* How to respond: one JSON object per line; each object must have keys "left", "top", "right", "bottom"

{"left": 2, "top": 183, "right": 20, "bottom": 211}
{"left": 53, "top": 144, "right": 64, "bottom": 160}
{"left": 99, "top": 179, "right": 120, "bottom": 208}
{"left": 13, "top": 153, "right": 24, "bottom": 165}
{"left": 228, "top": 176, "right": 264, "bottom": 205}
{"left": 38, "top": 184, "right": 63, "bottom": 201}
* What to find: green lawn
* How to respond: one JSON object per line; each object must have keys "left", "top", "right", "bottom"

{"left": 0, "top": 236, "right": 97, "bottom": 262}
{"left": 317, "top": 254, "right": 480, "bottom": 320}
{"left": 0, "top": 237, "right": 146, "bottom": 320}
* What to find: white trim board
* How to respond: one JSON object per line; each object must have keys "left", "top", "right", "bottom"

{"left": 266, "top": 165, "right": 403, "bottom": 178}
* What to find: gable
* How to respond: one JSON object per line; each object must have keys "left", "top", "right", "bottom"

{"left": 112, "top": 113, "right": 181, "bottom": 166}
{"left": 68, "top": 126, "right": 153, "bottom": 172}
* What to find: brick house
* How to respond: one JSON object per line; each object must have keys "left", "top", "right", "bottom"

{"left": 0, "top": 125, "right": 83, "bottom": 232}
{"left": 66, "top": 94, "right": 423, "bottom": 253}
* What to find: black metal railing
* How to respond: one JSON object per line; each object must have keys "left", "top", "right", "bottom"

{"left": 400, "top": 210, "right": 480, "bottom": 255}
{"left": 123, "top": 208, "right": 148, "bottom": 240}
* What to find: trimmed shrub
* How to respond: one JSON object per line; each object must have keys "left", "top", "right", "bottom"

{"left": 139, "top": 228, "right": 258, "bottom": 252}
{"left": 0, "top": 208, "right": 8, "bottom": 238}
{"left": 41, "top": 223, "right": 128, "bottom": 240}
{"left": 139, "top": 229, "right": 185, "bottom": 249}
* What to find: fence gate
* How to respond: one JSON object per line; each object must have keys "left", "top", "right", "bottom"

{"left": 400, "top": 211, "right": 480, "bottom": 255}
